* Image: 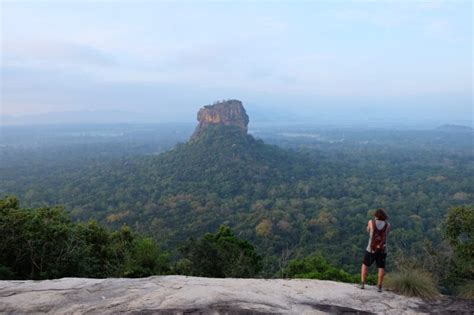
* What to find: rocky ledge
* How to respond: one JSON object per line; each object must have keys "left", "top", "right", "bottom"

{"left": 0, "top": 276, "right": 472, "bottom": 314}
{"left": 192, "top": 100, "right": 249, "bottom": 139}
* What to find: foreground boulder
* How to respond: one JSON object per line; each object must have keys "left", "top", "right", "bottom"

{"left": 0, "top": 276, "right": 471, "bottom": 314}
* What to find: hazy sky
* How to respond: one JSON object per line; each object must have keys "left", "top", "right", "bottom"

{"left": 1, "top": 1, "right": 472, "bottom": 124}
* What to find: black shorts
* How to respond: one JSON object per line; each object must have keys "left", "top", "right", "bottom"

{"left": 363, "top": 250, "right": 387, "bottom": 269}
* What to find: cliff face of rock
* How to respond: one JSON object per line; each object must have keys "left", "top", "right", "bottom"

{"left": 192, "top": 100, "right": 249, "bottom": 139}
{"left": 1, "top": 276, "right": 471, "bottom": 314}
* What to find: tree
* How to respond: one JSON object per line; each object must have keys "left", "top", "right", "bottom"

{"left": 0, "top": 196, "right": 172, "bottom": 280}
{"left": 0, "top": 197, "right": 83, "bottom": 279}
{"left": 281, "top": 254, "right": 366, "bottom": 284}
{"left": 444, "top": 205, "right": 474, "bottom": 289}
{"left": 179, "top": 225, "right": 262, "bottom": 278}
{"left": 122, "top": 238, "right": 170, "bottom": 277}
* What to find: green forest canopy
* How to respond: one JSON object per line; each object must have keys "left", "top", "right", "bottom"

{"left": 0, "top": 124, "right": 472, "bottom": 282}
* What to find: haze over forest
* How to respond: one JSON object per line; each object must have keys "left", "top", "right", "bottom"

{"left": 1, "top": 1, "right": 472, "bottom": 127}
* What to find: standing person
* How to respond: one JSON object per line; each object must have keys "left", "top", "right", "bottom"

{"left": 360, "top": 208, "right": 390, "bottom": 292}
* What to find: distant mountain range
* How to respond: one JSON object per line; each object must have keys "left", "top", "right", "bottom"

{"left": 0, "top": 106, "right": 299, "bottom": 126}
{"left": 436, "top": 124, "right": 473, "bottom": 132}
{"left": 0, "top": 110, "right": 159, "bottom": 125}
{"left": 2, "top": 107, "right": 472, "bottom": 131}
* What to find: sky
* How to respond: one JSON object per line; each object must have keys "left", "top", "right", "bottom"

{"left": 0, "top": 0, "right": 472, "bottom": 125}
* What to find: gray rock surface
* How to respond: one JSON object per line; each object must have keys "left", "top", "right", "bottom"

{"left": 0, "top": 276, "right": 471, "bottom": 314}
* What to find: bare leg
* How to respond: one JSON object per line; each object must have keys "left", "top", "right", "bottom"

{"left": 377, "top": 268, "right": 385, "bottom": 288}
{"left": 361, "top": 264, "right": 368, "bottom": 285}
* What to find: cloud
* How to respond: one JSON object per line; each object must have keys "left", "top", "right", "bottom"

{"left": 333, "top": 8, "right": 403, "bottom": 28}
{"left": 3, "top": 40, "right": 116, "bottom": 68}
{"left": 0, "top": 1, "right": 471, "bottom": 123}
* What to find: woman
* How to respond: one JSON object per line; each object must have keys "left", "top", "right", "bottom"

{"left": 360, "top": 208, "right": 390, "bottom": 292}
